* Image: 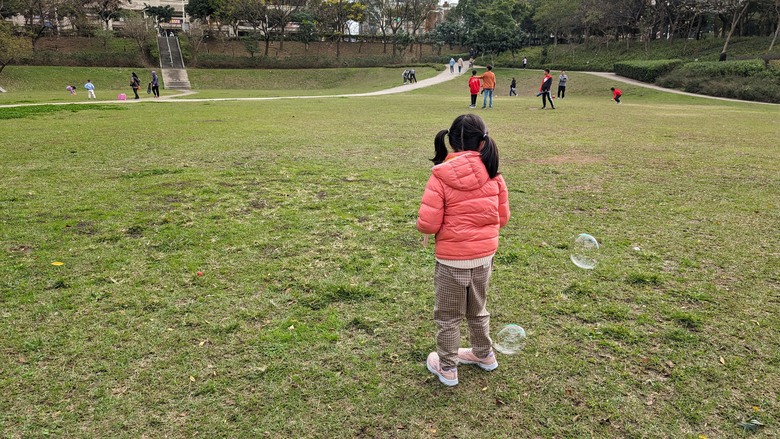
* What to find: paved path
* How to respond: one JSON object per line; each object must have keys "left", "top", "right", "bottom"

{"left": 583, "top": 71, "right": 778, "bottom": 106}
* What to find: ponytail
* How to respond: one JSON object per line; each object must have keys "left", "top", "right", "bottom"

{"left": 480, "top": 134, "right": 499, "bottom": 178}
{"left": 430, "top": 129, "right": 449, "bottom": 165}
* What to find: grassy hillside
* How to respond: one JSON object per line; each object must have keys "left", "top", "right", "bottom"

{"left": 493, "top": 36, "right": 779, "bottom": 71}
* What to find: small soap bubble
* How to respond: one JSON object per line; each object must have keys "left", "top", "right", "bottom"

{"left": 494, "top": 324, "right": 527, "bottom": 355}
{"left": 570, "top": 233, "right": 599, "bottom": 269}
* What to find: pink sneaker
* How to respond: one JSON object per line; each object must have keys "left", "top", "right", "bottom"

{"left": 426, "top": 352, "right": 458, "bottom": 386}
{"left": 457, "top": 348, "right": 498, "bottom": 371}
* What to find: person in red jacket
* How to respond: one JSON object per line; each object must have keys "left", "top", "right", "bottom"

{"left": 417, "top": 114, "right": 511, "bottom": 386}
{"left": 611, "top": 87, "right": 622, "bottom": 104}
{"left": 468, "top": 69, "right": 481, "bottom": 109}
{"left": 539, "top": 68, "right": 555, "bottom": 109}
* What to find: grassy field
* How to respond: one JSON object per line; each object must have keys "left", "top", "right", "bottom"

{"left": 0, "top": 66, "right": 439, "bottom": 103}
{"left": 1, "top": 67, "right": 778, "bottom": 437}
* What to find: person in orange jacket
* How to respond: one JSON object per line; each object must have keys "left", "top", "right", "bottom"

{"left": 476, "top": 65, "right": 496, "bottom": 109}
{"left": 418, "top": 114, "right": 510, "bottom": 386}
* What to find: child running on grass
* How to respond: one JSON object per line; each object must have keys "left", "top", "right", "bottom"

{"left": 417, "top": 114, "right": 511, "bottom": 387}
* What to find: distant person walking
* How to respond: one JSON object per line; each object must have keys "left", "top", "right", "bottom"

{"left": 539, "top": 69, "right": 555, "bottom": 110}
{"left": 522, "top": 57, "right": 527, "bottom": 69}
{"left": 449, "top": 58, "right": 456, "bottom": 74}
{"left": 468, "top": 69, "right": 480, "bottom": 108}
{"left": 409, "top": 68, "right": 417, "bottom": 83}
{"left": 557, "top": 71, "right": 568, "bottom": 98}
{"left": 611, "top": 87, "right": 622, "bottom": 104}
{"left": 84, "top": 80, "right": 96, "bottom": 99}
{"left": 150, "top": 70, "right": 160, "bottom": 98}
{"left": 457, "top": 57, "right": 464, "bottom": 74}
{"left": 509, "top": 78, "right": 517, "bottom": 96}
{"left": 476, "top": 65, "right": 496, "bottom": 109}
{"left": 402, "top": 69, "right": 409, "bottom": 84}
{"left": 130, "top": 72, "right": 141, "bottom": 99}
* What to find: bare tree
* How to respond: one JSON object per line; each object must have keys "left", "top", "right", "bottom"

{"left": 268, "top": 0, "right": 306, "bottom": 52}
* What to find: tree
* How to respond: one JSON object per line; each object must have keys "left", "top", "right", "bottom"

{"left": 144, "top": 4, "right": 175, "bottom": 23}
{"left": 227, "top": 0, "right": 270, "bottom": 54}
{"left": 316, "top": 0, "right": 365, "bottom": 57}
{"left": 121, "top": 10, "right": 155, "bottom": 59}
{"left": 88, "top": 0, "right": 123, "bottom": 30}
{"left": 292, "top": 10, "right": 319, "bottom": 53}
{"left": 17, "top": 0, "right": 60, "bottom": 50}
{"left": 268, "top": 0, "right": 307, "bottom": 52}
{"left": 185, "top": 0, "right": 226, "bottom": 30}
{"left": 456, "top": 0, "right": 527, "bottom": 62}
{"left": 0, "top": 21, "right": 32, "bottom": 75}
{"left": 1, "top": 0, "right": 24, "bottom": 18}
{"left": 532, "top": 0, "right": 580, "bottom": 45}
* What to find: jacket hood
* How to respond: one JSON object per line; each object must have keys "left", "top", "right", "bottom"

{"left": 431, "top": 151, "right": 489, "bottom": 191}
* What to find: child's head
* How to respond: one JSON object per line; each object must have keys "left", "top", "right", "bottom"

{"left": 431, "top": 114, "right": 500, "bottom": 178}
{"left": 544, "top": 68, "right": 550, "bottom": 74}
{"left": 610, "top": 87, "right": 615, "bottom": 91}
{"left": 487, "top": 65, "right": 493, "bottom": 71}
{"left": 472, "top": 69, "right": 477, "bottom": 76}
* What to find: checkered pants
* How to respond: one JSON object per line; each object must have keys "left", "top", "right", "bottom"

{"left": 434, "top": 260, "right": 493, "bottom": 370}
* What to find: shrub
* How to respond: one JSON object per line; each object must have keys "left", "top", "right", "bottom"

{"left": 676, "top": 59, "right": 766, "bottom": 77}
{"left": 657, "top": 59, "right": 780, "bottom": 103}
{"left": 614, "top": 59, "right": 683, "bottom": 82}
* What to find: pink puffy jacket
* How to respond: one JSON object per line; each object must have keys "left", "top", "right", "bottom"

{"left": 417, "top": 151, "right": 510, "bottom": 260}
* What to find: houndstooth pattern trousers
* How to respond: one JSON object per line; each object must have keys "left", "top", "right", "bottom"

{"left": 434, "top": 260, "right": 494, "bottom": 370}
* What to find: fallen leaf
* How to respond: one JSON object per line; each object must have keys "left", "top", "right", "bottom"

{"left": 189, "top": 376, "right": 196, "bottom": 382}
{"left": 288, "top": 325, "right": 295, "bottom": 331}
{"left": 482, "top": 387, "right": 488, "bottom": 391}
{"left": 18, "top": 355, "right": 27, "bottom": 364}
{"left": 719, "top": 356, "right": 725, "bottom": 365}
{"left": 199, "top": 340, "right": 206, "bottom": 346}
{"left": 495, "top": 398, "right": 506, "bottom": 406}
{"left": 51, "top": 261, "right": 64, "bottom": 266}
{"left": 665, "top": 360, "right": 675, "bottom": 368}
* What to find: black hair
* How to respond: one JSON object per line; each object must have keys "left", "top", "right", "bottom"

{"left": 430, "top": 114, "right": 500, "bottom": 178}
{"left": 487, "top": 65, "right": 493, "bottom": 71}
{"left": 544, "top": 68, "right": 550, "bottom": 73}
{"left": 610, "top": 87, "right": 615, "bottom": 91}
{"left": 472, "top": 69, "right": 477, "bottom": 75}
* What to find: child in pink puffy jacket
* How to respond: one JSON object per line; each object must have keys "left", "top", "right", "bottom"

{"left": 417, "top": 114, "right": 510, "bottom": 386}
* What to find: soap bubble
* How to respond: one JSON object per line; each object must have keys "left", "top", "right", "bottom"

{"left": 494, "top": 324, "right": 527, "bottom": 355}
{"left": 570, "top": 233, "right": 599, "bottom": 269}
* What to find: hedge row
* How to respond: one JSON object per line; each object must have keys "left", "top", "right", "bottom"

{"left": 674, "top": 59, "right": 767, "bottom": 77}
{"left": 614, "top": 59, "right": 684, "bottom": 82}
{"left": 657, "top": 61, "right": 780, "bottom": 103}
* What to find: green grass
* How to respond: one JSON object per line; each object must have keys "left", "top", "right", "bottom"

{"left": 0, "top": 66, "right": 439, "bottom": 103}
{"left": 1, "top": 67, "right": 778, "bottom": 437}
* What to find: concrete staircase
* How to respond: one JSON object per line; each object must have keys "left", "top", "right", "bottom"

{"left": 157, "top": 36, "right": 191, "bottom": 90}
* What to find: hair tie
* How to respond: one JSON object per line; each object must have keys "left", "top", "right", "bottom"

{"left": 483, "top": 132, "right": 488, "bottom": 138}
